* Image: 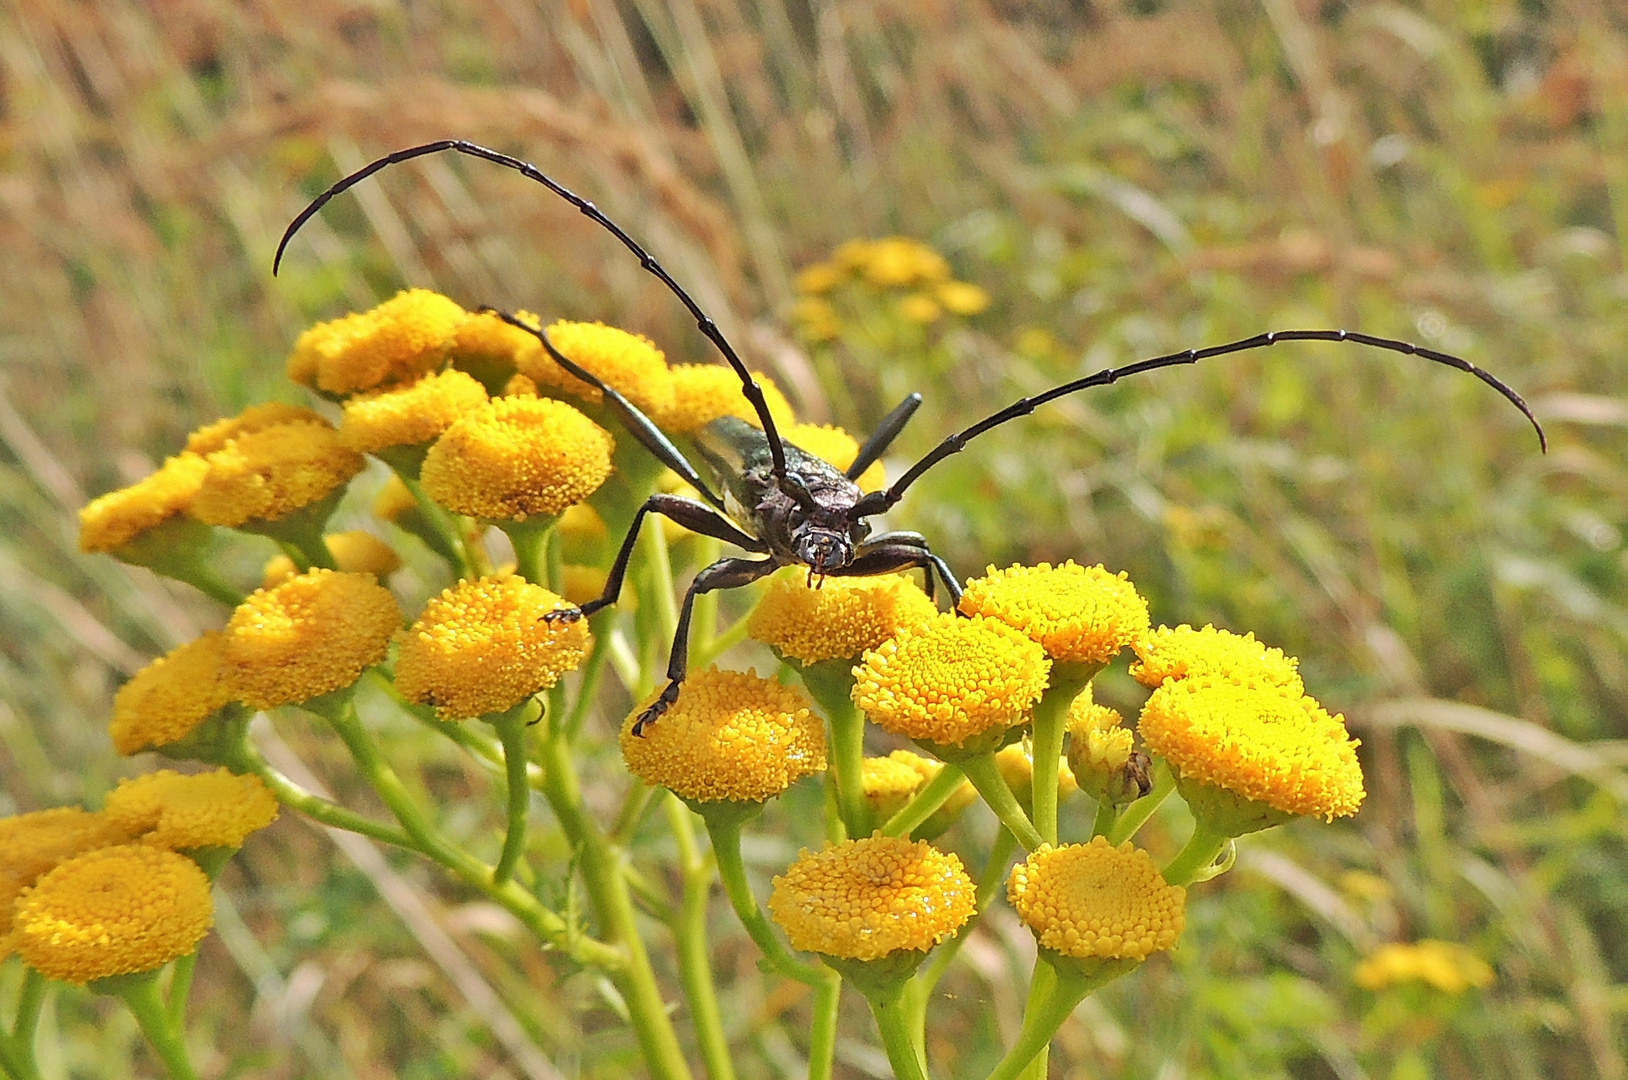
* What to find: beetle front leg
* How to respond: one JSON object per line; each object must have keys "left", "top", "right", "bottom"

{"left": 842, "top": 533, "right": 964, "bottom": 607}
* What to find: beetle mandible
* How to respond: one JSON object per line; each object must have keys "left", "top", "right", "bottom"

{"left": 274, "top": 139, "right": 1547, "bottom": 734}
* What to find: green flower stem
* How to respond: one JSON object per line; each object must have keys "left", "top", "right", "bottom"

{"left": 664, "top": 797, "right": 736, "bottom": 1080}
{"left": 488, "top": 701, "right": 540, "bottom": 886}
{"left": 795, "top": 661, "right": 868, "bottom": 838}
{"left": 564, "top": 613, "right": 616, "bottom": 740}
{"left": 982, "top": 956, "right": 1128, "bottom": 1080}
{"left": 880, "top": 763, "right": 966, "bottom": 838}
{"left": 165, "top": 953, "right": 197, "bottom": 1027}
{"left": 957, "top": 752, "right": 1044, "bottom": 851}
{"left": 0, "top": 1035, "right": 38, "bottom": 1080}
{"left": 110, "top": 972, "right": 200, "bottom": 1080}
{"left": 611, "top": 782, "right": 661, "bottom": 848}
{"left": 1161, "top": 819, "right": 1233, "bottom": 887}
{"left": 396, "top": 472, "right": 468, "bottom": 571}
{"left": 1107, "top": 760, "right": 1174, "bottom": 846}
{"left": 1090, "top": 799, "right": 1118, "bottom": 839}
{"left": 221, "top": 738, "right": 417, "bottom": 851}
{"left": 691, "top": 612, "right": 753, "bottom": 670}
{"left": 0, "top": 968, "right": 45, "bottom": 1080}
{"left": 165, "top": 564, "right": 245, "bottom": 607}
{"left": 643, "top": 514, "right": 680, "bottom": 640}
{"left": 859, "top": 980, "right": 929, "bottom": 1080}
{"left": 1014, "top": 961, "right": 1055, "bottom": 1080}
{"left": 808, "top": 968, "right": 841, "bottom": 1080}
{"left": 1030, "top": 665, "right": 1098, "bottom": 846}
{"left": 500, "top": 516, "right": 559, "bottom": 586}
{"left": 536, "top": 715, "right": 693, "bottom": 1080}
{"left": 705, "top": 815, "right": 822, "bottom": 984}
{"left": 271, "top": 515, "right": 337, "bottom": 572}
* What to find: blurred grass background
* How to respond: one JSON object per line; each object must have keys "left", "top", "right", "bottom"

{"left": 1, "top": 0, "right": 1625, "bottom": 1077}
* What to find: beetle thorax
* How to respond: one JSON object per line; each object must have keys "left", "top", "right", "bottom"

{"left": 747, "top": 458, "right": 870, "bottom": 573}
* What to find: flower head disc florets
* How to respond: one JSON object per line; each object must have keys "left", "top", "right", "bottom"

{"left": 184, "top": 403, "right": 329, "bottom": 456}
{"left": 1138, "top": 679, "right": 1365, "bottom": 822}
{"left": 1008, "top": 838, "right": 1185, "bottom": 961}
{"left": 109, "top": 631, "right": 235, "bottom": 755}
{"left": 11, "top": 844, "right": 214, "bottom": 984}
{"left": 748, "top": 571, "right": 937, "bottom": 664}
{"left": 394, "top": 576, "right": 591, "bottom": 720}
{"left": 0, "top": 809, "right": 131, "bottom": 926}
{"left": 655, "top": 365, "right": 796, "bottom": 434}
{"left": 289, "top": 289, "right": 467, "bottom": 396}
{"left": 225, "top": 569, "right": 400, "bottom": 709}
{"left": 517, "top": 320, "right": 675, "bottom": 417}
{"left": 1131, "top": 624, "right": 1303, "bottom": 694}
{"left": 958, "top": 562, "right": 1149, "bottom": 668}
{"left": 189, "top": 421, "right": 364, "bottom": 528}
{"left": 767, "top": 835, "right": 975, "bottom": 961}
{"left": 620, "top": 668, "right": 826, "bottom": 804}
{"left": 1354, "top": 940, "right": 1495, "bottom": 994}
{"left": 852, "top": 612, "right": 1050, "bottom": 749}
{"left": 339, "top": 369, "right": 490, "bottom": 455}
{"left": 104, "top": 769, "right": 279, "bottom": 851}
{"left": 77, "top": 453, "right": 210, "bottom": 554}
{"left": 419, "top": 396, "right": 614, "bottom": 522}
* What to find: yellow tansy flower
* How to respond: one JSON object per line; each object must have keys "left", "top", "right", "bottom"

{"left": 189, "top": 421, "right": 364, "bottom": 528}
{"left": 958, "top": 562, "right": 1149, "bottom": 668}
{"left": 620, "top": 668, "right": 826, "bottom": 804}
{"left": 502, "top": 373, "right": 539, "bottom": 397}
{"left": 419, "top": 397, "right": 614, "bottom": 522}
{"left": 516, "top": 320, "right": 675, "bottom": 418}
{"left": 0, "top": 809, "right": 131, "bottom": 939}
{"left": 449, "top": 308, "right": 544, "bottom": 378}
{"left": 225, "top": 569, "right": 400, "bottom": 709}
{"left": 77, "top": 453, "right": 210, "bottom": 554}
{"left": 184, "top": 402, "right": 328, "bottom": 456}
{"left": 294, "top": 289, "right": 468, "bottom": 397}
{"left": 657, "top": 364, "right": 797, "bottom": 434}
{"left": 372, "top": 474, "right": 419, "bottom": 523}
{"left": 860, "top": 751, "right": 976, "bottom": 836}
{"left": 897, "top": 293, "right": 942, "bottom": 324}
{"left": 749, "top": 570, "right": 936, "bottom": 664}
{"left": 792, "top": 297, "right": 842, "bottom": 343}
{"left": 109, "top": 631, "right": 234, "bottom": 755}
{"left": 783, "top": 423, "right": 886, "bottom": 492}
{"left": 936, "top": 281, "right": 990, "bottom": 316}
{"left": 995, "top": 742, "right": 1078, "bottom": 813}
{"left": 394, "top": 576, "right": 591, "bottom": 720}
{"left": 1138, "top": 679, "right": 1365, "bottom": 823}
{"left": 794, "top": 261, "right": 846, "bottom": 295}
{"left": 1007, "top": 838, "right": 1186, "bottom": 961}
{"left": 263, "top": 529, "right": 401, "bottom": 588}
{"left": 768, "top": 835, "right": 975, "bottom": 961}
{"left": 1065, "top": 685, "right": 1145, "bottom": 805}
{"left": 104, "top": 769, "right": 278, "bottom": 851}
{"left": 339, "top": 368, "right": 490, "bottom": 455}
{"left": 852, "top": 612, "right": 1050, "bottom": 749}
{"left": 1131, "top": 624, "right": 1303, "bottom": 695}
{"left": 12, "top": 844, "right": 213, "bottom": 984}
{"left": 1354, "top": 940, "right": 1494, "bottom": 994}
{"left": 863, "top": 237, "right": 950, "bottom": 288}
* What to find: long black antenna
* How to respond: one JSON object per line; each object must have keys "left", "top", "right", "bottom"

{"left": 273, "top": 139, "right": 791, "bottom": 478}
{"left": 853, "top": 328, "right": 1548, "bottom": 516}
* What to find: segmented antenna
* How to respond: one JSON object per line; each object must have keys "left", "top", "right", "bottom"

{"left": 273, "top": 139, "right": 792, "bottom": 478}
{"left": 854, "top": 329, "right": 1547, "bottom": 516}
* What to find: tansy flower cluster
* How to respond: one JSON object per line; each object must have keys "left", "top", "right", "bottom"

{"left": 1354, "top": 940, "right": 1495, "bottom": 994}
{"left": 793, "top": 237, "right": 990, "bottom": 341}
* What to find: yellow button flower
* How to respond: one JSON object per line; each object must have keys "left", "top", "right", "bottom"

{"left": 449, "top": 308, "right": 545, "bottom": 378}
{"left": 419, "top": 397, "right": 614, "bottom": 522}
{"left": 261, "top": 530, "right": 402, "bottom": 589}
{"left": 339, "top": 368, "right": 490, "bottom": 455}
{"left": 109, "top": 631, "right": 234, "bottom": 755}
{"left": 189, "top": 421, "right": 364, "bottom": 528}
{"left": 862, "top": 237, "right": 950, "bottom": 288}
{"left": 1066, "top": 685, "right": 1146, "bottom": 805}
{"left": 656, "top": 364, "right": 796, "bottom": 434}
{"left": 768, "top": 835, "right": 975, "bottom": 961}
{"left": 860, "top": 751, "right": 976, "bottom": 837}
{"left": 291, "top": 289, "right": 468, "bottom": 396}
{"left": 794, "top": 261, "right": 846, "bottom": 295}
{"left": 896, "top": 293, "right": 942, "bottom": 324}
{"left": 225, "top": 569, "right": 400, "bottom": 709}
{"left": 12, "top": 844, "right": 214, "bottom": 984}
{"left": 394, "top": 576, "right": 591, "bottom": 720}
{"left": 620, "top": 668, "right": 826, "bottom": 804}
{"left": 936, "top": 281, "right": 990, "bottom": 316}
{"left": 749, "top": 570, "right": 936, "bottom": 664}
{"left": 791, "top": 297, "right": 842, "bottom": 342}
{"left": 104, "top": 769, "right": 279, "bottom": 851}
{"left": 852, "top": 612, "right": 1050, "bottom": 749}
{"left": 783, "top": 423, "right": 885, "bottom": 492}
{"left": 1131, "top": 624, "right": 1303, "bottom": 694}
{"left": 1354, "top": 940, "right": 1494, "bottom": 994}
{"left": 1138, "top": 679, "right": 1365, "bottom": 822}
{"left": 77, "top": 453, "right": 210, "bottom": 554}
{"left": 184, "top": 402, "right": 328, "bottom": 456}
{"left": 516, "top": 320, "right": 675, "bottom": 418}
{"left": 1, "top": 808, "right": 131, "bottom": 936}
{"left": 958, "top": 562, "right": 1149, "bottom": 668}
{"left": 1007, "top": 838, "right": 1186, "bottom": 961}
{"left": 372, "top": 474, "right": 419, "bottom": 523}
{"left": 995, "top": 742, "right": 1078, "bottom": 812}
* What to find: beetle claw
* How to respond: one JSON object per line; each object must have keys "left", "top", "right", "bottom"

{"left": 630, "top": 680, "right": 683, "bottom": 736}
{"left": 541, "top": 606, "right": 585, "bottom": 625}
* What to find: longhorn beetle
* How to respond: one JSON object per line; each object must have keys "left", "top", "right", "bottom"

{"left": 275, "top": 140, "right": 1548, "bottom": 734}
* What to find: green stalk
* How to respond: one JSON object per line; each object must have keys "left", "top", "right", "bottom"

{"left": 880, "top": 763, "right": 966, "bottom": 838}
{"left": 1090, "top": 799, "right": 1118, "bottom": 839}
{"left": 488, "top": 701, "right": 539, "bottom": 886}
{"left": 981, "top": 956, "right": 1131, "bottom": 1080}
{"left": 690, "top": 535, "right": 722, "bottom": 650}
{"left": 859, "top": 980, "right": 929, "bottom": 1080}
{"left": 1014, "top": 961, "right": 1056, "bottom": 1080}
{"left": 220, "top": 738, "right": 417, "bottom": 851}
{"left": 807, "top": 969, "right": 841, "bottom": 1080}
{"left": 536, "top": 713, "right": 693, "bottom": 1080}
{"left": 165, "top": 953, "right": 197, "bottom": 1028}
{"left": 165, "top": 564, "right": 244, "bottom": 607}
{"left": 564, "top": 612, "right": 616, "bottom": 740}
{"left": 665, "top": 797, "right": 736, "bottom": 1080}
{"left": 957, "top": 752, "right": 1044, "bottom": 851}
{"left": 1029, "top": 665, "right": 1098, "bottom": 846}
{"left": 691, "top": 612, "right": 754, "bottom": 670}
{"left": 1107, "top": 761, "right": 1174, "bottom": 846}
{"left": 796, "top": 661, "right": 869, "bottom": 838}
{"left": 705, "top": 815, "right": 822, "bottom": 984}
{"left": 1161, "top": 819, "right": 1233, "bottom": 887}
{"left": 0, "top": 968, "right": 45, "bottom": 1080}
{"left": 109, "top": 973, "right": 200, "bottom": 1080}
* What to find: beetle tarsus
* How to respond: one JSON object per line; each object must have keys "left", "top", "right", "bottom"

{"left": 631, "top": 681, "right": 683, "bottom": 737}
{"left": 542, "top": 607, "right": 584, "bottom": 625}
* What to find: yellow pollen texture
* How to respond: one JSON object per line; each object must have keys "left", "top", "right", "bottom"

{"left": 656, "top": 365, "right": 797, "bottom": 434}
{"left": 185, "top": 402, "right": 328, "bottom": 456}
{"left": 1007, "top": 838, "right": 1186, "bottom": 960}
{"left": 783, "top": 423, "right": 886, "bottom": 492}
{"left": 394, "top": 576, "right": 591, "bottom": 720}
{"left": 1138, "top": 680, "right": 1365, "bottom": 821}
{"left": 1131, "top": 624, "right": 1303, "bottom": 694}
{"left": 109, "top": 631, "right": 234, "bottom": 755}
{"left": 517, "top": 320, "right": 675, "bottom": 417}
{"left": 297, "top": 289, "right": 467, "bottom": 396}
{"left": 958, "top": 561, "right": 1149, "bottom": 666}
{"left": 852, "top": 612, "right": 1050, "bottom": 747}
{"left": 619, "top": 668, "right": 826, "bottom": 803}
{"left": 749, "top": 571, "right": 937, "bottom": 663}
{"left": 105, "top": 769, "right": 279, "bottom": 851}
{"left": 12, "top": 844, "right": 214, "bottom": 984}
{"left": 340, "top": 369, "right": 490, "bottom": 454}
{"left": 767, "top": 835, "right": 975, "bottom": 961}
{"left": 0, "top": 809, "right": 131, "bottom": 923}
{"left": 225, "top": 569, "right": 400, "bottom": 709}
{"left": 77, "top": 453, "right": 210, "bottom": 553}
{"left": 419, "top": 396, "right": 614, "bottom": 521}
{"left": 189, "top": 421, "right": 364, "bottom": 527}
